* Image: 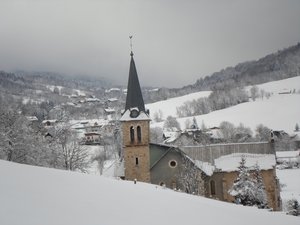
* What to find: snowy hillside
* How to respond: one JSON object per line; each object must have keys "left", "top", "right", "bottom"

{"left": 146, "top": 91, "right": 211, "bottom": 120}
{"left": 148, "top": 76, "right": 300, "bottom": 134}
{"left": 0, "top": 160, "right": 299, "bottom": 225}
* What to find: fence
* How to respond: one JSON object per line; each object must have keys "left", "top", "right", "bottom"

{"left": 181, "top": 142, "right": 274, "bottom": 164}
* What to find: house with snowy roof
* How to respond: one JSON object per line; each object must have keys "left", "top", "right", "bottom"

{"left": 118, "top": 48, "right": 281, "bottom": 211}
{"left": 182, "top": 143, "right": 281, "bottom": 210}
{"left": 276, "top": 149, "right": 300, "bottom": 168}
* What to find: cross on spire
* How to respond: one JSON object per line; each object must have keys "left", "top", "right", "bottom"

{"left": 129, "top": 35, "right": 133, "bottom": 56}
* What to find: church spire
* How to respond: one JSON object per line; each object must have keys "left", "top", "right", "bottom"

{"left": 124, "top": 37, "right": 146, "bottom": 113}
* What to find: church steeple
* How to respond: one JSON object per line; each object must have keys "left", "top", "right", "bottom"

{"left": 120, "top": 39, "right": 151, "bottom": 183}
{"left": 125, "top": 52, "right": 146, "bottom": 112}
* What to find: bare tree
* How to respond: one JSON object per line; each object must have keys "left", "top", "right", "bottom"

{"left": 153, "top": 109, "right": 163, "bottom": 122}
{"left": 250, "top": 85, "right": 259, "bottom": 101}
{"left": 255, "top": 124, "right": 271, "bottom": 141}
{"left": 164, "top": 116, "right": 181, "bottom": 130}
{"left": 92, "top": 147, "right": 108, "bottom": 175}
{"left": 54, "top": 127, "right": 90, "bottom": 172}
{"left": 150, "top": 127, "right": 164, "bottom": 144}
{"left": 178, "top": 156, "right": 205, "bottom": 195}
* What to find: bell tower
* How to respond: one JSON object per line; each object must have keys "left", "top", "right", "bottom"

{"left": 120, "top": 40, "right": 151, "bottom": 182}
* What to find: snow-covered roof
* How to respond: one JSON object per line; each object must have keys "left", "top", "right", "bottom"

{"left": 108, "top": 98, "right": 118, "bottom": 102}
{"left": 119, "top": 109, "right": 150, "bottom": 121}
{"left": 194, "top": 160, "right": 215, "bottom": 176}
{"left": 149, "top": 88, "right": 159, "bottom": 92}
{"left": 42, "top": 119, "right": 57, "bottom": 124}
{"left": 104, "top": 108, "right": 116, "bottom": 113}
{"left": 276, "top": 150, "right": 300, "bottom": 158}
{"left": 85, "top": 98, "right": 100, "bottom": 102}
{"left": 105, "top": 88, "right": 121, "bottom": 93}
{"left": 214, "top": 153, "right": 276, "bottom": 172}
{"left": 69, "top": 119, "right": 109, "bottom": 129}
{"left": 26, "top": 116, "right": 38, "bottom": 121}
{"left": 164, "top": 134, "right": 179, "bottom": 144}
{"left": 194, "top": 153, "right": 276, "bottom": 176}
{"left": 205, "top": 128, "right": 223, "bottom": 139}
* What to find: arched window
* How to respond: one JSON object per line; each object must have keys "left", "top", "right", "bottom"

{"left": 130, "top": 126, "right": 134, "bottom": 143}
{"left": 137, "top": 126, "right": 142, "bottom": 142}
{"left": 210, "top": 180, "right": 216, "bottom": 195}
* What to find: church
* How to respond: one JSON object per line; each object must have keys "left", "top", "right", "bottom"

{"left": 119, "top": 49, "right": 281, "bottom": 210}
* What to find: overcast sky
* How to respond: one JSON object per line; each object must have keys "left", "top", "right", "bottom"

{"left": 1, "top": 0, "right": 300, "bottom": 88}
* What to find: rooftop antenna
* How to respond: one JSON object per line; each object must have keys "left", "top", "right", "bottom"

{"left": 129, "top": 35, "right": 133, "bottom": 56}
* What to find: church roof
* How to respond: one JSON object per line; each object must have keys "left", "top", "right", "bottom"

{"left": 124, "top": 52, "right": 146, "bottom": 112}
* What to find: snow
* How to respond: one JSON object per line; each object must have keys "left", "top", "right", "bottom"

{"left": 105, "top": 88, "right": 121, "bottom": 93}
{"left": 46, "top": 85, "right": 64, "bottom": 92}
{"left": 248, "top": 76, "right": 300, "bottom": 94}
{"left": 214, "top": 153, "right": 276, "bottom": 172}
{"left": 277, "top": 168, "right": 300, "bottom": 206}
{"left": 120, "top": 109, "right": 151, "bottom": 121}
{"left": 194, "top": 153, "right": 276, "bottom": 176}
{"left": 69, "top": 119, "right": 109, "bottom": 128}
{"left": 188, "top": 94, "right": 300, "bottom": 134}
{"left": 104, "top": 107, "right": 116, "bottom": 113}
{"left": 150, "top": 77, "right": 300, "bottom": 134}
{"left": 194, "top": 160, "right": 215, "bottom": 176}
{"left": 276, "top": 150, "right": 300, "bottom": 158}
{"left": 0, "top": 160, "right": 299, "bottom": 225}
{"left": 146, "top": 91, "right": 211, "bottom": 120}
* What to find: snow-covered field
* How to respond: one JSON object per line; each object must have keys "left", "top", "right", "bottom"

{"left": 146, "top": 91, "right": 211, "bottom": 120}
{"left": 149, "top": 76, "right": 300, "bottom": 134}
{"left": 277, "top": 168, "right": 300, "bottom": 204}
{"left": 0, "top": 160, "right": 299, "bottom": 225}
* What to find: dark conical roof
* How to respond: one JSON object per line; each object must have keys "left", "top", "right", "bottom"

{"left": 125, "top": 52, "right": 146, "bottom": 112}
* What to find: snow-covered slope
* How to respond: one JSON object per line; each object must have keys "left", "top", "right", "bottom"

{"left": 277, "top": 168, "right": 300, "bottom": 204}
{"left": 146, "top": 91, "right": 211, "bottom": 120}
{"left": 149, "top": 76, "right": 300, "bottom": 134}
{"left": 0, "top": 160, "right": 298, "bottom": 225}
{"left": 251, "top": 76, "right": 300, "bottom": 94}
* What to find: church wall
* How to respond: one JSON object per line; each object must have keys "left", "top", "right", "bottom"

{"left": 150, "top": 151, "right": 183, "bottom": 189}
{"left": 206, "top": 169, "right": 281, "bottom": 211}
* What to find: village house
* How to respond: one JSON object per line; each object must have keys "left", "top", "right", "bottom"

{"left": 119, "top": 49, "right": 281, "bottom": 211}
{"left": 276, "top": 149, "right": 300, "bottom": 168}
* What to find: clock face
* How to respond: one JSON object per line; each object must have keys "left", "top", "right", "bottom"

{"left": 130, "top": 109, "right": 139, "bottom": 118}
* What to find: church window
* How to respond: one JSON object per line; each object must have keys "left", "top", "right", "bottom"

{"left": 130, "top": 126, "right": 134, "bottom": 143}
{"left": 172, "top": 181, "right": 177, "bottom": 190}
{"left": 135, "top": 157, "right": 139, "bottom": 165}
{"left": 210, "top": 180, "right": 216, "bottom": 195}
{"left": 137, "top": 126, "right": 142, "bottom": 142}
{"left": 169, "top": 160, "right": 177, "bottom": 168}
{"left": 159, "top": 182, "right": 165, "bottom": 186}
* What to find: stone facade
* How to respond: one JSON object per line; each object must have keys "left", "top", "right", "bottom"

{"left": 205, "top": 169, "right": 281, "bottom": 211}
{"left": 122, "top": 119, "right": 150, "bottom": 182}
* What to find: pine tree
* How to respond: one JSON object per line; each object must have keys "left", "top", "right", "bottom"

{"left": 228, "top": 155, "right": 256, "bottom": 206}
{"left": 192, "top": 117, "right": 199, "bottom": 129}
{"left": 252, "top": 164, "right": 268, "bottom": 208}
{"left": 286, "top": 199, "right": 300, "bottom": 216}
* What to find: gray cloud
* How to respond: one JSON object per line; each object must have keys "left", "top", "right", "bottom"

{"left": 0, "top": 0, "right": 300, "bottom": 87}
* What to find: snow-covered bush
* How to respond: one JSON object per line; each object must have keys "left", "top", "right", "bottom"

{"left": 285, "top": 199, "right": 300, "bottom": 216}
